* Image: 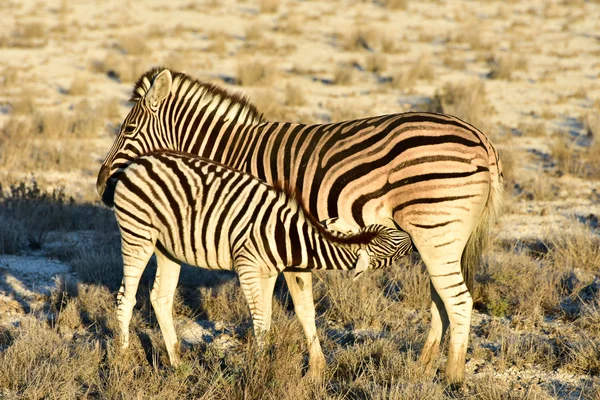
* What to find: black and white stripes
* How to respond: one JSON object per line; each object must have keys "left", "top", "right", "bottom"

{"left": 97, "top": 68, "right": 503, "bottom": 383}
{"left": 113, "top": 151, "right": 413, "bottom": 367}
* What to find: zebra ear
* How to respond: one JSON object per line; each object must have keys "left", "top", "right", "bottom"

{"left": 145, "top": 69, "right": 172, "bottom": 107}
{"left": 351, "top": 249, "right": 370, "bottom": 281}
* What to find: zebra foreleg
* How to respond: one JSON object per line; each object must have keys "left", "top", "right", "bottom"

{"left": 151, "top": 247, "right": 182, "bottom": 367}
{"left": 284, "top": 271, "right": 326, "bottom": 379}
{"left": 117, "top": 249, "right": 154, "bottom": 352}
{"left": 236, "top": 264, "right": 271, "bottom": 347}
{"left": 261, "top": 274, "right": 278, "bottom": 334}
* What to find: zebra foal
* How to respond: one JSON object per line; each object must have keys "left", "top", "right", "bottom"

{"left": 111, "top": 150, "right": 413, "bottom": 367}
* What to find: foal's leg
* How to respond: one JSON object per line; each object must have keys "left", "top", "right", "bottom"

{"left": 284, "top": 271, "right": 325, "bottom": 378}
{"left": 150, "top": 247, "right": 182, "bottom": 366}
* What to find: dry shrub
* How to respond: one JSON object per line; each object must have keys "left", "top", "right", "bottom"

{"left": 528, "top": 167, "right": 557, "bottom": 201}
{"left": 10, "top": 86, "right": 37, "bottom": 115}
{"left": 0, "top": 104, "right": 106, "bottom": 172}
{"left": 90, "top": 51, "right": 149, "bottom": 84}
{"left": 477, "top": 248, "right": 566, "bottom": 319}
{"left": 237, "top": 60, "right": 272, "bottom": 86}
{"left": 207, "top": 31, "right": 228, "bottom": 55}
{"left": 248, "top": 89, "right": 296, "bottom": 121}
{"left": 0, "top": 66, "right": 19, "bottom": 89}
{"left": 383, "top": 0, "right": 408, "bottom": 10}
{"left": 547, "top": 224, "right": 600, "bottom": 274}
{"left": 0, "top": 21, "right": 47, "bottom": 48}
{"left": 284, "top": 83, "right": 306, "bottom": 107}
{"left": 391, "top": 54, "right": 434, "bottom": 90}
{"left": 364, "top": 53, "right": 388, "bottom": 73}
{"left": 0, "top": 319, "right": 103, "bottom": 398}
{"left": 245, "top": 22, "right": 264, "bottom": 42}
{"left": 442, "top": 53, "right": 466, "bottom": 70}
{"left": 380, "top": 33, "right": 400, "bottom": 53}
{"left": 117, "top": 34, "right": 150, "bottom": 55}
{"left": 325, "top": 100, "right": 364, "bottom": 122}
{"left": 277, "top": 14, "right": 302, "bottom": 35}
{"left": 0, "top": 215, "right": 26, "bottom": 254}
{"left": 333, "top": 64, "right": 355, "bottom": 85}
{"left": 259, "top": 0, "right": 279, "bottom": 13}
{"left": 550, "top": 135, "right": 587, "bottom": 177}
{"left": 434, "top": 79, "right": 493, "bottom": 132}
{"left": 488, "top": 53, "right": 528, "bottom": 80}
{"left": 451, "top": 22, "right": 491, "bottom": 52}
{"left": 518, "top": 121, "right": 547, "bottom": 137}
{"left": 343, "top": 27, "right": 388, "bottom": 52}
{"left": 67, "top": 73, "right": 89, "bottom": 96}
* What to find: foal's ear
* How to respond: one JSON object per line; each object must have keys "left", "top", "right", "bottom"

{"left": 145, "top": 69, "right": 172, "bottom": 107}
{"left": 351, "top": 249, "right": 370, "bottom": 281}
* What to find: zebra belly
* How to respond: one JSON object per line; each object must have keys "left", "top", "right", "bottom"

{"left": 157, "top": 232, "right": 235, "bottom": 271}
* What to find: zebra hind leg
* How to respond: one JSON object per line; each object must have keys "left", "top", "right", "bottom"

{"left": 422, "top": 256, "right": 473, "bottom": 385}
{"left": 284, "top": 271, "right": 326, "bottom": 379}
{"left": 419, "top": 283, "right": 449, "bottom": 372}
{"left": 150, "top": 247, "right": 182, "bottom": 367}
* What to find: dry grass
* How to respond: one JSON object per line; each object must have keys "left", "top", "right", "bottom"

{"left": 237, "top": 60, "right": 272, "bottom": 86}
{"left": 90, "top": 51, "right": 150, "bottom": 84}
{"left": 391, "top": 54, "right": 435, "bottom": 89}
{"left": 364, "top": 53, "right": 388, "bottom": 74}
{"left": 0, "top": 189, "right": 599, "bottom": 396}
{"left": 117, "top": 34, "right": 150, "bottom": 56}
{"left": 0, "top": 21, "right": 47, "bottom": 48}
{"left": 383, "top": 0, "right": 408, "bottom": 10}
{"left": 488, "top": 53, "right": 528, "bottom": 80}
{"left": 549, "top": 130, "right": 600, "bottom": 179}
{"left": 248, "top": 89, "right": 296, "bottom": 121}
{"left": 284, "top": 83, "right": 306, "bottom": 107}
{"left": 208, "top": 31, "right": 228, "bottom": 55}
{"left": 67, "top": 73, "right": 89, "bottom": 96}
{"left": 434, "top": 79, "right": 493, "bottom": 132}
{"left": 259, "top": 0, "right": 279, "bottom": 14}
{"left": 245, "top": 22, "right": 264, "bottom": 42}
{"left": 332, "top": 63, "right": 355, "bottom": 85}
{"left": 342, "top": 27, "right": 389, "bottom": 52}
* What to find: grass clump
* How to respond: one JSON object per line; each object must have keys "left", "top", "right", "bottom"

{"left": 434, "top": 79, "right": 493, "bottom": 132}
{"left": 332, "top": 64, "right": 355, "bottom": 85}
{"left": 364, "top": 53, "right": 388, "bottom": 74}
{"left": 488, "top": 53, "right": 528, "bottom": 80}
{"left": 0, "top": 181, "right": 116, "bottom": 251}
{"left": 237, "top": 60, "right": 272, "bottom": 86}
{"left": 391, "top": 54, "right": 434, "bottom": 89}
{"left": 259, "top": 0, "right": 279, "bottom": 14}
{"left": 284, "top": 83, "right": 306, "bottom": 107}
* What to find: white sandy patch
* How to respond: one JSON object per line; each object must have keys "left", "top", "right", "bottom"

{"left": 0, "top": 255, "right": 71, "bottom": 319}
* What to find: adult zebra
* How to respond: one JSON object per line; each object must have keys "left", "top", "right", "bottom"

{"left": 112, "top": 150, "right": 413, "bottom": 367}
{"left": 97, "top": 68, "right": 503, "bottom": 383}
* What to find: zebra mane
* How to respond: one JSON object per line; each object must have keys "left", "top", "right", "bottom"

{"left": 272, "top": 182, "right": 378, "bottom": 246}
{"left": 130, "top": 67, "right": 266, "bottom": 125}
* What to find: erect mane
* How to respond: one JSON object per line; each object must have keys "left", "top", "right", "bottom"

{"left": 272, "top": 182, "right": 378, "bottom": 246}
{"left": 130, "top": 67, "right": 265, "bottom": 125}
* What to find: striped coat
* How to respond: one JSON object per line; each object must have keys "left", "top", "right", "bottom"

{"left": 113, "top": 150, "right": 413, "bottom": 367}
{"left": 97, "top": 68, "right": 503, "bottom": 382}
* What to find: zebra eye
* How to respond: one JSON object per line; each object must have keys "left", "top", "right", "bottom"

{"left": 123, "top": 124, "right": 137, "bottom": 136}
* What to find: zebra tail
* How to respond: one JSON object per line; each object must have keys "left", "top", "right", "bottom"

{"left": 461, "top": 147, "right": 504, "bottom": 293}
